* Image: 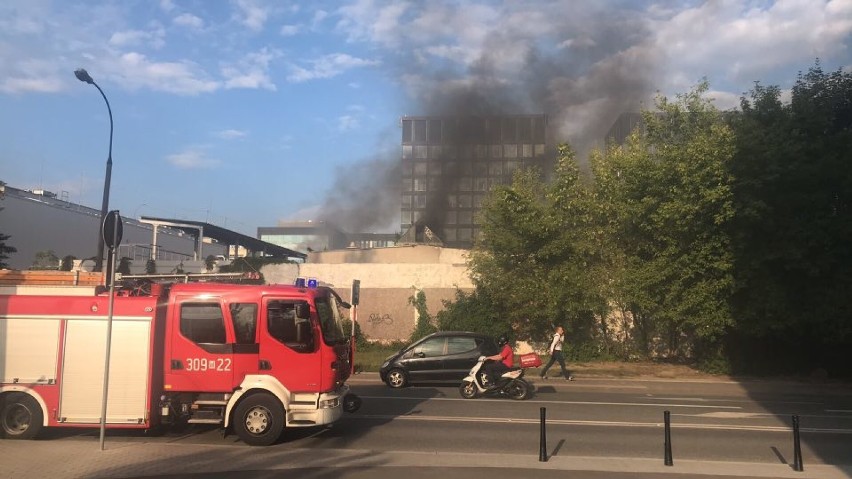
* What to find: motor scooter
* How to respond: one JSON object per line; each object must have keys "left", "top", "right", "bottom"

{"left": 459, "top": 356, "right": 532, "bottom": 400}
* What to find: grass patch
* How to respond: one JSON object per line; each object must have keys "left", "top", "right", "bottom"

{"left": 353, "top": 343, "right": 405, "bottom": 373}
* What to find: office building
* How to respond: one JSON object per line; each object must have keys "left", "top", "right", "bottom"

{"left": 399, "top": 114, "right": 548, "bottom": 248}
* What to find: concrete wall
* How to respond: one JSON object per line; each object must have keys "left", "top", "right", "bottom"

{"left": 261, "top": 245, "right": 475, "bottom": 342}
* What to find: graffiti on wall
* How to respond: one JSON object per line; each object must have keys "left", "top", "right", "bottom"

{"left": 367, "top": 313, "right": 394, "bottom": 326}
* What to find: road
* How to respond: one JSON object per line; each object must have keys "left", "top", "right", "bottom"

{"left": 342, "top": 375, "right": 852, "bottom": 464}
{"left": 3, "top": 374, "right": 851, "bottom": 478}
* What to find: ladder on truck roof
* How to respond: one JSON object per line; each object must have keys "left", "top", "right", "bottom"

{"left": 0, "top": 270, "right": 105, "bottom": 295}
{"left": 116, "top": 271, "right": 262, "bottom": 283}
{"left": 112, "top": 271, "right": 263, "bottom": 297}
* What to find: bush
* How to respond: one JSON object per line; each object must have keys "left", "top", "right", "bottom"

{"left": 341, "top": 318, "right": 370, "bottom": 350}
{"left": 436, "top": 289, "right": 509, "bottom": 338}
{"left": 408, "top": 290, "right": 437, "bottom": 342}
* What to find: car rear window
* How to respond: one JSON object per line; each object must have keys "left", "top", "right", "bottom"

{"left": 447, "top": 336, "right": 478, "bottom": 354}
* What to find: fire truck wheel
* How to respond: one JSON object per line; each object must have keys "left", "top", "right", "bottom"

{"left": 1, "top": 393, "right": 43, "bottom": 440}
{"left": 233, "top": 393, "right": 285, "bottom": 446}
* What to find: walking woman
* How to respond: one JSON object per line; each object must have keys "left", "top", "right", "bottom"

{"left": 539, "top": 326, "right": 574, "bottom": 380}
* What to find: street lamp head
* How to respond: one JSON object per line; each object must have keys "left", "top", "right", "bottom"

{"left": 74, "top": 68, "right": 94, "bottom": 85}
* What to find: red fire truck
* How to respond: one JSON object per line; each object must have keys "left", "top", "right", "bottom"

{"left": 0, "top": 274, "right": 360, "bottom": 446}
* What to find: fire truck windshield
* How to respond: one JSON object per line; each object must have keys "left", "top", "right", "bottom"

{"left": 316, "top": 294, "right": 347, "bottom": 345}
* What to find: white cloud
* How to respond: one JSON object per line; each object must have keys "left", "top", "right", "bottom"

{"left": 215, "top": 129, "right": 248, "bottom": 139}
{"left": 705, "top": 89, "right": 741, "bottom": 111}
{"left": 312, "top": 9, "right": 329, "bottom": 26}
{"left": 233, "top": 0, "right": 270, "bottom": 32}
{"left": 654, "top": 0, "right": 852, "bottom": 91}
{"left": 0, "top": 2, "right": 48, "bottom": 35}
{"left": 280, "top": 24, "right": 300, "bottom": 36}
{"left": 221, "top": 48, "right": 279, "bottom": 90}
{"left": 160, "top": 0, "right": 175, "bottom": 13}
{"left": 166, "top": 148, "right": 221, "bottom": 169}
{"left": 0, "top": 76, "right": 63, "bottom": 94}
{"left": 337, "top": 115, "right": 359, "bottom": 131}
{"left": 174, "top": 13, "right": 204, "bottom": 30}
{"left": 0, "top": 58, "right": 64, "bottom": 94}
{"left": 110, "top": 52, "right": 220, "bottom": 95}
{"left": 109, "top": 25, "right": 166, "bottom": 49}
{"left": 336, "top": 1, "right": 410, "bottom": 48}
{"left": 287, "top": 53, "right": 379, "bottom": 83}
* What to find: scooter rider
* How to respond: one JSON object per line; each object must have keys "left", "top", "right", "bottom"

{"left": 484, "top": 335, "right": 514, "bottom": 388}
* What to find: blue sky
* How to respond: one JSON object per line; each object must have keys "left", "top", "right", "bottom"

{"left": 2, "top": 0, "right": 851, "bottom": 236}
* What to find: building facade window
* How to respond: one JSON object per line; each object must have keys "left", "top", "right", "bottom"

{"left": 414, "top": 145, "right": 428, "bottom": 159}
{"left": 445, "top": 211, "right": 457, "bottom": 225}
{"left": 414, "top": 120, "right": 427, "bottom": 143}
{"left": 400, "top": 114, "right": 547, "bottom": 248}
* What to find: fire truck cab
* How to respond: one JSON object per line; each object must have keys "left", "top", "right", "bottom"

{"left": 0, "top": 277, "right": 360, "bottom": 446}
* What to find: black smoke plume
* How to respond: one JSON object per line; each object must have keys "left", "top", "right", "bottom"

{"left": 313, "top": 2, "right": 662, "bottom": 235}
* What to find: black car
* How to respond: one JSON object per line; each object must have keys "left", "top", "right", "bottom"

{"left": 379, "top": 331, "right": 499, "bottom": 388}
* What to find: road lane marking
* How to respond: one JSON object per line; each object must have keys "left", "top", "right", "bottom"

{"left": 694, "top": 412, "right": 765, "bottom": 419}
{"left": 650, "top": 396, "right": 822, "bottom": 405}
{"left": 681, "top": 411, "right": 852, "bottom": 421}
{"left": 344, "top": 414, "right": 852, "bottom": 434}
{"left": 356, "top": 395, "right": 742, "bottom": 409}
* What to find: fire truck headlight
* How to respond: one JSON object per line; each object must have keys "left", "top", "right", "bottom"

{"left": 319, "top": 397, "right": 340, "bottom": 409}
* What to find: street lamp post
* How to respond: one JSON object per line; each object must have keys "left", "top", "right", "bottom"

{"left": 75, "top": 68, "right": 113, "bottom": 273}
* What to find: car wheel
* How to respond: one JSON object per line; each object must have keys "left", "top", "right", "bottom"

{"left": 233, "top": 393, "right": 285, "bottom": 446}
{"left": 459, "top": 380, "right": 478, "bottom": 399}
{"left": 1, "top": 393, "right": 43, "bottom": 440}
{"left": 385, "top": 368, "right": 408, "bottom": 388}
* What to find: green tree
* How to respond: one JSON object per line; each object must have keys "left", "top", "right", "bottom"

{"left": 470, "top": 146, "right": 604, "bottom": 345}
{"left": 726, "top": 62, "right": 852, "bottom": 373}
{"left": 31, "top": 250, "right": 60, "bottom": 270}
{"left": 436, "top": 288, "right": 509, "bottom": 338}
{"left": 0, "top": 231, "right": 15, "bottom": 270}
{"left": 408, "top": 289, "right": 437, "bottom": 342}
{"left": 591, "top": 81, "right": 736, "bottom": 362}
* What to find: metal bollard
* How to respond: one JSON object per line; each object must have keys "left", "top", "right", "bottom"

{"left": 792, "top": 415, "right": 803, "bottom": 471}
{"left": 539, "top": 407, "right": 548, "bottom": 462}
{"left": 664, "top": 410, "right": 673, "bottom": 466}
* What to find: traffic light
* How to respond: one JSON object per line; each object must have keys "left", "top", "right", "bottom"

{"left": 351, "top": 279, "right": 360, "bottom": 305}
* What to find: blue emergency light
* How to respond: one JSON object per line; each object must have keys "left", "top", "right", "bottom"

{"left": 294, "top": 277, "right": 306, "bottom": 287}
{"left": 307, "top": 277, "right": 318, "bottom": 288}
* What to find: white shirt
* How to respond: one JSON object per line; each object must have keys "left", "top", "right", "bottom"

{"left": 549, "top": 333, "right": 564, "bottom": 354}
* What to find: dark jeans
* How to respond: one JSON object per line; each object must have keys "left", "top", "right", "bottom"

{"left": 540, "top": 350, "right": 571, "bottom": 378}
{"left": 484, "top": 361, "right": 509, "bottom": 386}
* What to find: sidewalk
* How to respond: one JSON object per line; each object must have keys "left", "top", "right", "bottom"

{"left": 2, "top": 439, "right": 850, "bottom": 479}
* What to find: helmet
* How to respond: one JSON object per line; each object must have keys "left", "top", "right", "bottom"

{"left": 497, "top": 335, "right": 509, "bottom": 347}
